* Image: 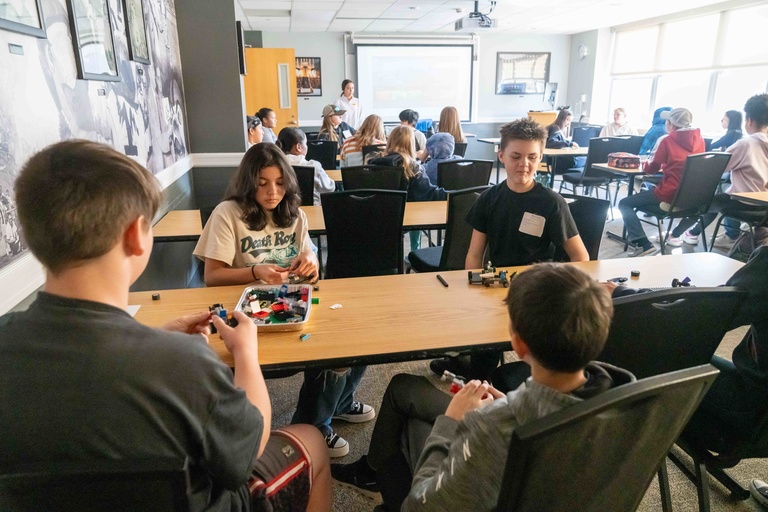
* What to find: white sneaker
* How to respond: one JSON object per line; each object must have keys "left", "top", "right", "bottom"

{"left": 682, "top": 230, "right": 700, "bottom": 245}
{"left": 650, "top": 233, "right": 682, "bottom": 247}
{"left": 325, "top": 430, "right": 350, "bottom": 458}
{"left": 750, "top": 479, "right": 768, "bottom": 509}
{"left": 332, "top": 401, "right": 376, "bottom": 423}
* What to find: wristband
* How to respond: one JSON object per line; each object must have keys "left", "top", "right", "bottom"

{"left": 251, "top": 265, "right": 257, "bottom": 281}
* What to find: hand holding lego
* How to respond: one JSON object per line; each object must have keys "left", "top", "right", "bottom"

{"left": 213, "top": 311, "right": 258, "bottom": 358}
{"left": 161, "top": 311, "right": 212, "bottom": 339}
{"left": 445, "top": 380, "right": 500, "bottom": 421}
{"left": 289, "top": 251, "right": 319, "bottom": 283}
{"left": 251, "top": 264, "right": 291, "bottom": 284}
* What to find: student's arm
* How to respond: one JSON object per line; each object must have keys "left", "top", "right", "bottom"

{"left": 212, "top": 311, "right": 271, "bottom": 456}
{"left": 204, "top": 258, "right": 289, "bottom": 286}
{"left": 643, "top": 136, "right": 668, "bottom": 175}
{"left": 465, "top": 230, "right": 488, "bottom": 269}
{"left": 313, "top": 161, "right": 336, "bottom": 195}
{"left": 161, "top": 310, "right": 212, "bottom": 338}
{"left": 289, "top": 251, "right": 319, "bottom": 281}
{"left": 563, "top": 234, "right": 590, "bottom": 262}
{"left": 416, "top": 147, "right": 429, "bottom": 162}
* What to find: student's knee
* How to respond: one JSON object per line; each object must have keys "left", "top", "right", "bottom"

{"left": 279, "top": 424, "right": 330, "bottom": 476}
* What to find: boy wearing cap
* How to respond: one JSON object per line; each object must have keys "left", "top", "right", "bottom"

{"left": 618, "top": 107, "right": 705, "bottom": 256}
{"left": 319, "top": 104, "right": 355, "bottom": 146}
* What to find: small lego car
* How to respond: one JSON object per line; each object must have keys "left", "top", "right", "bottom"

{"left": 468, "top": 261, "right": 513, "bottom": 288}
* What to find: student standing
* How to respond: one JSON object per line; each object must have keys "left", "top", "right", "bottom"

{"left": 3, "top": 140, "right": 331, "bottom": 512}
{"left": 256, "top": 107, "right": 278, "bottom": 144}
{"left": 276, "top": 127, "right": 335, "bottom": 205}
{"left": 334, "top": 79, "right": 363, "bottom": 130}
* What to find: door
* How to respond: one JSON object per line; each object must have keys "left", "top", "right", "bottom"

{"left": 243, "top": 48, "right": 299, "bottom": 132}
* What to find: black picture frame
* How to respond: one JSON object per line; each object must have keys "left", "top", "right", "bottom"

{"left": 123, "top": 0, "right": 149, "bottom": 64}
{"left": 495, "top": 52, "right": 551, "bottom": 95}
{"left": 296, "top": 57, "right": 322, "bottom": 97}
{"left": 0, "top": 0, "right": 47, "bottom": 38}
{"left": 66, "top": 0, "right": 120, "bottom": 81}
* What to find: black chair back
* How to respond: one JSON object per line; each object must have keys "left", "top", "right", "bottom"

{"left": 667, "top": 152, "right": 732, "bottom": 214}
{"left": 362, "top": 144, "right": 387, "bottom": 162}
{"left": 0, "top": 458, "right": 191, "bottom": 512}
{"left": 582, "top": 137, "right": 632, "bottom": 179}
{"left": 305, "top": 131, "right": 319, "bottom": 142}
{"left": 599, "top": 287, "right": 747, "bottom": 379}
{"left": 495, "top": 365, "right": 719, "bottom": 512}
{"left": 292, "top": 165, "right": 316, "bottom": 206}
{"left": 306, "top": 140, "right": 338, "bottom": 171}
{"left": 436, "top": 159, "right": 493, "bottom": 190}
{"left": 571, "top": 125, "right": 601, "bottom": 147}
{"left": 555, "top": 193, "right": 609, "bottom": 261}
{"left": 622, "top": 135, "right": 645, "bottom": 154}
{"left": 341, "top": 165, "right": 407, "bottom": 191}
{"left": 453, "top": 142, "right": 468, "bottom": 157}
{"left": 440, "top": 186, "right": 489, "bottom": 270}
{"left": 320, "top": 190, "right": 407, "bottom": 278}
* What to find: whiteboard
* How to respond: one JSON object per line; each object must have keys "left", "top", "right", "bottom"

{"left": 356, "top": 45, "right": 474, "bottom": 124}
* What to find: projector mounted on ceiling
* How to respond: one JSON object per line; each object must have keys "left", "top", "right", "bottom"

{"left": 455, "top": 1, "right": 497, "bottom": 32}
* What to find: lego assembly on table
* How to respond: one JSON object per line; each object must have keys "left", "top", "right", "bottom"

{"left": 238, "top": 284, "right": 312, "bottom": 325}
{"left": 468, "top": 261, "right": 515, "bottom": 288}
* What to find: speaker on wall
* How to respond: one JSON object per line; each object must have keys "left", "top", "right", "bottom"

{"left": 236, "top": 21, "right": 246, "bottom": 75}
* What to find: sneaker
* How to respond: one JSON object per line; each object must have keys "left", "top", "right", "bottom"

{"left": 324, "top": 429, "right": 350, "bottom": 458}
{"left": 630, "top": 243, "right": 656, "bottom": 258}
{"left": 429, "top": 356, "right": 469, "bottom": 378}
{"left": 750, "top": 479, "right": 768, "bottom": 509}
{"left": 664, "top": 235, "right": 683, "bottom": 247}
{"left": 714, "top": 234, "right": 738, "bottom": 248}
{"left": 333, "top": 401, "right": 376, "bottom": 423}
{"left": 331, "top": 455, "right": 382, "bottom": 502}
{"left": 682, "top": 230, "right": 700, "bottom": 245}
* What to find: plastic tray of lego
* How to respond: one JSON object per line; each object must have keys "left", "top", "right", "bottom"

{"left": 235, "top": 284, "right": 312, "bottom": 332}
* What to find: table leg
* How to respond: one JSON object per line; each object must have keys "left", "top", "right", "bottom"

{"left": 548, "top": 156, "right": 556, "bottom": 189}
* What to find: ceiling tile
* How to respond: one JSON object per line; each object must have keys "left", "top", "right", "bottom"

{"left": 292, "top": 10, "right": 336, "bottom": 23}
{"left": 291, "top": 1, "right": 344, "bottom": 10}
{"left": 241, "top": 0, "right": 291, "bottom": 9}
{"left": 328, "top": 19, "right": 374, "bottom": 31}
{"left": 364, "top": 19, "right": 413, "bottom": 31}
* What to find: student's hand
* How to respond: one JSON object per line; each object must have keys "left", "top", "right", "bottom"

{"left": 213, "top": 311, "right": 258, "bottom": 359}
{"left": 162, "top": 311, "right": 212, "bottom": 339}
{"left": 444, "top": 380, "right": 498, "bottom": 421}
{"left": 602, "top": 281, "right": 620, "bottom": 295}
{"left": 252, "top": 264, "right": 291, "bottom": 284}
{"left": 571, "top": 142, "right": 580, "bottom": 148}
{"left": 289, "top": 252, "right": 319, "bottom": 283}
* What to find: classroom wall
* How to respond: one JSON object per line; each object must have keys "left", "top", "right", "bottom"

{"left": 566, "top": 29, "right": 614, "bottom": 126}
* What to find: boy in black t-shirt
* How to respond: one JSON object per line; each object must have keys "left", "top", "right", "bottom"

{"left": 432, "top": 118, "right": 589, "bottom": 380}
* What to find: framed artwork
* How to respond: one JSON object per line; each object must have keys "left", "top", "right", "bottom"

{"left": 0, "top": 0, "right": 46, "bottom": 38}
{"left": 123, "top": 0, "right": 149, "bottom": 64}
{"left": 495, "top": 52, "right": 550, "bottom": 95}
{"left": 66, "top": 0, "right": 120, "bottom": 81}
{"left": 296, "top": 57, "right": 322, "bottom": 97}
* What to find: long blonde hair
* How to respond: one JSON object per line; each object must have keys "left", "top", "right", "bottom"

{"left": 439, "top": 106, "right": 465, "bottom": 143}
{"left": 386, "top": 126, "right": 417, "bottom": 179}
{"left": 356, "top": 114, "right": 386, "bottom": 148}
{"left": 320, "top": 116, "right": 339, "bottom": 141}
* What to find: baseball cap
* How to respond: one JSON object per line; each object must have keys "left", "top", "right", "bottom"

{"left": 322, "top": 104, "right": 345, "bottom": 118}
{"left": 661, "top": 108, "right": 693, "bottom": 129}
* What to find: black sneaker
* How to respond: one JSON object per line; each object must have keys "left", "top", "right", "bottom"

{"left": 324, "top": 429, "right": 349, "bottom": 458}
{"left": 429, "top": 356, "right": 469, "bottom": 378}
{"left": 332, "top": 401, "right": 376, "bottom": 423}
{"left": 331, "top": 455, "right": 382, "bottom": 502}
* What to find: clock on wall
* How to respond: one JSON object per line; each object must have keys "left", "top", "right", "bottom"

{"left": 577, "top": 43, "right": 589, "bottom": 60}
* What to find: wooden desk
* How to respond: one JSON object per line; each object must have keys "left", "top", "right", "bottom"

{"left": 152, "top": 210, "right": 202, "bottom": 242}
{"left": 129, "top": 253, "right": 743, "bottom": 371}
{"left": 300, "top": 201, "right": 447, "bottom": 235}
{"left": 326, "top": 169, "right": 341, "bottom": 183}
{"left": 732, "top": 191, "right": 768, "bottom": 206}
{"left": 543, "top": 147, "right": 589, "bottom": 188}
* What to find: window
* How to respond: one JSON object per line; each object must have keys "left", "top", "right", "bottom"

{"left": 655, "top": 71, "right": 710, "bottom": 124}
{"left": 720, "top": 4, "right": 768, "bottom": 66}
{"left": 658, "top": 15, "right": 718, "bottom": 70}
{"left": 609, "top": 77, "right": 655, "bottom": 127}
{"left": 612, "top": 27, "right": 658, "bottom": 74}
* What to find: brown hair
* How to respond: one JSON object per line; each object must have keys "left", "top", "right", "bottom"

{"left": 356, "top": 114, "right": 386, "bottom": 148}
{"left": 225, "top": 143, "right": 300, "bottom": 230}
{"left": 439, "top": 106, "right": 466, "bottom": 143}
{"left": 319, "top": 116, "right": 339, "bottom": 142}
{"left": 14, "top": 140, "right": 162, "bottom": 273}
{"left": 550, "top": 108, "right": 573, "bottom": 131}
{"left": 385, "top": 126, "right": 418, "bottom": 179}
{"left": 499, "top": 118, "right": 547, "bottom": 151}
{"left": 505, "top": 263, "right": 613, "bottom": 373}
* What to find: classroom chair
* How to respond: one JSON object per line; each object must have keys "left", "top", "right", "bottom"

{"left": 306, "top": 140, "right": 338, "bottom": 171}
{"left": 554, "top": 193, "right": 610, "bottom": 261}
{"left": 407, "top": 186, "right": 488, "bottom": 273}
{"left": 292, "top": 165, "right": 316, "bottom": 207}
{"left": 710, "top": 206, "right": 768, "bottom": 254}
{"left": 0, "top": 458, "right": 191, "bottom": 512}
{"left": 559, "top": 136, "right": 629, "bottom": 203}
{"left": 634, "top": 152, "right": 732, "bottom": 254}
{"left": 320, "top": 190, "right": 406, "bottom": 278}
{"left": 341, "top": 165, "right": 407, "bottom": 191}
{"left": 495, "top": 365, "right": 719, "bottom": 512}
{"left": 361, "top": 144, "right": 387, "bottom": 162}
{"left": 436, "top": 159, "right": 493, "bottom": 191}
{"left": 453, "top": 142, "right": 468, "bottom": 157}
{"left": 571, "top": 125, "right": 601, "bottom": 148}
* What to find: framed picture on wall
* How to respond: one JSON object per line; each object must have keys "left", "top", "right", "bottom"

{"left": 123, "top": 0, "right": 149, "bottom": 64}
{"left": 495, "top": 52, "right": 550, "bottom": 95}
{"left": 66, "top": 0, "right": 120, "bottom": 81}
{"left": 0, "top": 0, "right": 47, "bottom": 38}
{"left": 296, "top": 57, "right": 322, "bottom": 97}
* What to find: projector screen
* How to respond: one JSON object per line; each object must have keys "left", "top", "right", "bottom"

{"left": 356, "top": 45, "right": 473, "bottom": 124}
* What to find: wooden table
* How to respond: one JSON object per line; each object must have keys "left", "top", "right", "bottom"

{"left": 152, "top": 210, "right": 203, "bottom": 242}
{"left": 593, "top": 163, "right": 646, "bottom": 247}
{"left": 326, "top": 169, "right": 341, "bottom": 183}
{"left": 732, "top": 191, "right": 768, "bottom": 206}
{"left": 300, "top": 201, "right": 447, "bottom": 235}
{"left": 128, "top": 253, "right": 743, "bottom": 371}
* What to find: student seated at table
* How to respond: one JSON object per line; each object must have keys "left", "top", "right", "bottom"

{"left": 256, "top": 107, "right": 278, "bottom": 144}
{"left": 340, "top": 113, "right": 387, "bottom": 167}
{"left": 438, "top": 106, "right": 467, "bottom": 144}
{"left": 276, "top": 127, "right": 335, "bottom": 205}
{"left": 368, "top": 126, "right": 448, "bottom": 251}
{"left": 711, "top": 109, "right": 744, "bottom": 151}
{"left": 247, "top": 115, "right": 263, "bottom": 147}
{"left": 639, "top": 106, "right": 672, "bottom": 155}
{"left": 430, "top": 118, "right": 589, "bottom": 380}
{"left": 193, "top": 143, "right": 374, "bottom": 458}
{"left": 318, "top": 104, "right": 356, "bottom": 146}
{"left": 423, "top": 132, "right": 462, "bottom": 185}
{"left": 663, "top": 94, "right": 768, "bottom": 248}
{"left": 545, "top": 108, "right": 584, "bottom": 176}
{"left": 331, "top": 264, "right": 633, "bottom": 512}
{"left": 1, "top": 140, "right": 331, "bottom": 512}
{"left": 618, "top": 107, "right": 706, "bottom": 257}
{"left": 599, "top": 107, "right": 639, "bottom": 137}
{"left": 399, "top": 109, "right": 429, "bottom": 161}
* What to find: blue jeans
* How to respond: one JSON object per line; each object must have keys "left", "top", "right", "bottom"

{"left": 291, "top": 366, "right": 367, "bottom": 434}
{"left": 618, "top": 190, "right": 660, "bottom": 243}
